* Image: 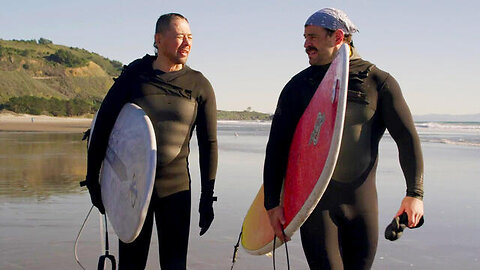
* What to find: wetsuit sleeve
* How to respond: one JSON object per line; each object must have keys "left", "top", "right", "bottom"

{"left": 264, "top": 83, "right": 302, "bottom": 210}
{"left": 378, "top": 74, "right": 424, "bottom": 199}
{"left": 195, "top": 79, "right": 218, "bottom": 188}
{"left": 86, "top": 74, "right": 131, "bottom": 185}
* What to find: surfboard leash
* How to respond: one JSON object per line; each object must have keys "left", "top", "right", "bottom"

{"left": 74, "top": 206, "right": 117, "bottom": 270}
{"left": 75, "top": 128, "right": 92, "bottom": 269}
{"left": 272, "top": 228, "right": 290, "bottom": 270}
{"left": 97, "top": 214, "right": 116, "bottom": 270}
{"left": 74, "top": 205, "right": 94, "bottom": 270}
{"left": 230, "top": 227, "right": 291, "bottom": 270}
{"left": 230, "top": 228, "right": 243, "bottom": 270}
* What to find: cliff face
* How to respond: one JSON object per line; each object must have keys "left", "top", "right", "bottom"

{"left": 0, "top": 39, "right": 123, "bottom": 104}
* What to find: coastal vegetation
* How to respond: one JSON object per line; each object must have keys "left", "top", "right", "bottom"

{"left": 217, "top": 108, "right": 272, "bottom": 121}
{"left": 0, "top": 39, "right": 272, "bottom": 120}
{"left": 0, "top": 38, "right": 122, "bottom": 116}
{"left": 1, "top": 95, "right": 272, "bottom": 120}
{"left": 2, "top": 96, "right": 99, "bottom": 116}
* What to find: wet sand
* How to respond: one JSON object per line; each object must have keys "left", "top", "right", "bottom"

{"left": 0, "top": 122, "right": 479, "bottom": 269}
{"left": 0, "top": 113, "right": 92, "bottom": 132}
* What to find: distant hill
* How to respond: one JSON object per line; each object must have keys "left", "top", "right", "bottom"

{"left": 217, "top": 110, "right": 272, "bottom": 120}
{"left": 0, "top": 38, "right": 123, "bottom": 115}
{"left": 414, "top": 113, "right": 480, "bottom": 122}
{"left": 0, "top": 38, "right": 274, "bottom": 120}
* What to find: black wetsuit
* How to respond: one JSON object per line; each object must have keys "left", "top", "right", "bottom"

{"left": 264, "top": 50, "right": 423, "bottom": 270}
{"left": 86, "top": 55, "right": 218, "bottom": 270}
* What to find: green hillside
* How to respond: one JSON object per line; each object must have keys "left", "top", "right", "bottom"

{"left": 0, "top": 39, "right": 272, "bottom": 120}
{"left": 0, "top": 38, "right": 122, "bottom": 115}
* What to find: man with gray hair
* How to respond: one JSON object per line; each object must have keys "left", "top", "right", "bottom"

{"left": 85, "top": 13, "right": 218, "bottom": 269}
{"left": 264, "top": 8, "right": 424, "bottom": 269}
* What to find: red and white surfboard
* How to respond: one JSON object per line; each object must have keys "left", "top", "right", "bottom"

{"left": 241, "top": 43, "right": 349, "bottom": 255}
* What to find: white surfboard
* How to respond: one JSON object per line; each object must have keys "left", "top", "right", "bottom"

{"left": 91, "top": 103, "right": 157, "bottom": 243}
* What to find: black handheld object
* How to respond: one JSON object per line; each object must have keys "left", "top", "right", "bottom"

{"left": 385, "top": 212, "right": 424, "bottom": 241}
{"left": 199, "top": 180, "right": 217, "bottom": 236}
{"left": 199, "top": 194, "right": 217, "bottom": 235}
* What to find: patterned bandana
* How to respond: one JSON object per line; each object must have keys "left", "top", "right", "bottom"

{"left": 305, "top": 8, "right": 359, "bottom": 35}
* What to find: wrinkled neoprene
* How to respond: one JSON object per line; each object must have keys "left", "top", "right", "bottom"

{"left": 86, "top": 55, "right": 218, "bottom": 269}
{"left": 86, "top": 55, "right": 217, "bottom": 199}
{"left": 119, "top": 191, "right": 191, "bottom": 270}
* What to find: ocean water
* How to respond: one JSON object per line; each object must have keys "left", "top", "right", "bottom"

{"left": 0, "top": 121, "right": 479, "bottom": 269}
{"left": 415, "top": 121, "right": 480, "bottom": 147}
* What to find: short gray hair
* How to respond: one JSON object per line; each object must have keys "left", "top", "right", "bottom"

{"left": 155, "top": 13, "right": 188, "bottom": 34}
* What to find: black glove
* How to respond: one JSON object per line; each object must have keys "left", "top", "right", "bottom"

{"left": 81, "top": 175, "right": 105, "bottom": 214}
{"left": 199, "top": 180, "right": 217, "bottom": 236}
{"left": 385, "top": 212, "right": 424, "bottom": 241}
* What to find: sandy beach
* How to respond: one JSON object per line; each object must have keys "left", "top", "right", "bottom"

{"left": 0, "top": 120, "right": 478, "bottom": 269}
{"left": 0, "top": 112, "right": 92, "bottom": 133}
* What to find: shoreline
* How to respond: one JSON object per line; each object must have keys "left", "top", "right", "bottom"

{"left": 0, "top": 113, "right": 272, "bottom": 133}
{"left": 0, "top": 112, "right": 92, "bottom": 132}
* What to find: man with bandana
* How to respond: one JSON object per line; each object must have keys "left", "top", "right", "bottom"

{"left": 264, "top": 8, "right": 424, "bottom": 269}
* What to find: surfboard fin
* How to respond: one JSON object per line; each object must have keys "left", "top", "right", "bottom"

{"left": 230, "top": 230, "right": 242, "bottom": 270}
{"left": 82, "top": 128, "right": 91, "bottom": 141}
{"left": 79, "top": 128, "right": 91, "bottom": 188}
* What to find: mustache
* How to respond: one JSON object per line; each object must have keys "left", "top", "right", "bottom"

{"left": 305, "top": 46, "right": 318, "bottom": 53}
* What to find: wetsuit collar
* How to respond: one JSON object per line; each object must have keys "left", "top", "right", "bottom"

{"left": 140, "top": 54, "right": 191, "bottom": 82}
{"left": 310, "top": 63, "right": 330, "bottom": 73}
{"left": 156, "top": 65, "right": 191, "bottom": 82}
{"left": 308, "top": 46, "right": 362, "bottom": 76}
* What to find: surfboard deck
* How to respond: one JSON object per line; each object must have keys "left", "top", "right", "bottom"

{"left": 241, "top": 44, "right": 350, "bottom": 255}
{"left": 90, "top": 103, "right": 157, "bottom": 243}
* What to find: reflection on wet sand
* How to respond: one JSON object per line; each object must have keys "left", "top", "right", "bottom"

{"left": 0, "top": 132, "right": 87, "bottom": 199}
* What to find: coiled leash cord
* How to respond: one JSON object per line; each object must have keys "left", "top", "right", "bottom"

{"left": 272, "top": 229, "right": 290, "bottom": 270}
{"left": 230, "top": 228, "right": 290, "bottom": 270}
{"left": 74, "top": 206, "right": 116, "bottom": 270}
{"left": 74, "top": 205, "right": 94, "bottom": 270}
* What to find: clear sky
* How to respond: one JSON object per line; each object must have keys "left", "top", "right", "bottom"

{"left": 1, "top": 0, "right": 478, "bottom": 115}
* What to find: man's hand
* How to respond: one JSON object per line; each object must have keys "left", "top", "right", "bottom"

{"left": 267, "top": 206, "right": 290, "bottom": 242}
{"left": 386, "top": 197, "right": 424, "bottom": 241}
{"left": 395, "top": 196, "right": 424, "bottom": 228}
{"left": 199, "top": 179, "right": 217, "bottom": 236}
{"left": 199, "top": 193, "right": 216, "bottom": 236}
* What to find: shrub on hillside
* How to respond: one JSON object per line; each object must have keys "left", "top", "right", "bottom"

{"left": 110, "top": 60, "right": 123, "bottom": 71}
{"left": 66, "top": 98, "right": 92, "bottom": 116}
{"left": 3, "top": 96, "right": 96, "bottom": 116}
{"left": 38, "top": 38, "right": 53, "bottom": 45}
{"left": 46, "top": 49, "right": 88, "bottom": 68}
